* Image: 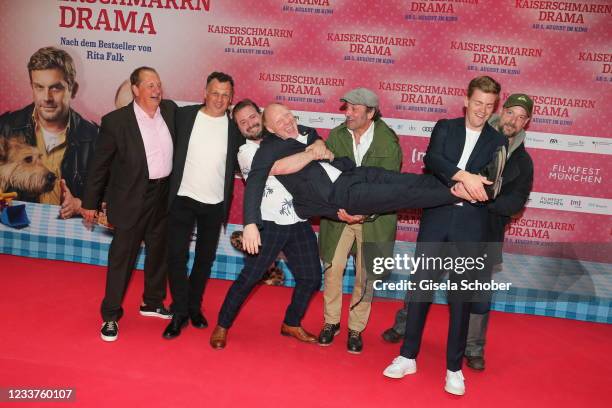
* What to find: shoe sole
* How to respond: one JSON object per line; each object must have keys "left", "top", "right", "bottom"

{"left": 101, "top": 333, "right": 118, "bottom": 342}
{"left": 140, "top": 311, "right": 172, "bottom": 319}
{"left": 280, "top": 331, "right": 317, "bottom": 343}
{"left": 347, "top": 349, "right": 362, "bottom": 355}
{"left": 466, "top": 363, "right": 485, "bottom": 371}
{"left": 444, "top": 385, "right": 465, "bottom": 396}
{"left": 317, "top": 329, "right": 340, "bottom": 346}
{"left": 383, "top": 367, "right": 417, "bottom": 379}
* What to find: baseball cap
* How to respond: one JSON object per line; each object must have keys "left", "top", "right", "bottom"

{"left": 503, "top": 93, "right": 533, "bottom": 117}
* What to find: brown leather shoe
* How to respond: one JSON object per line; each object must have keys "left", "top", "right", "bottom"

{"left": 210, "top": 325, "right": 228, "bottom": 350}
{"left": 280, "top": 323, "right": 317, "bottom": 343}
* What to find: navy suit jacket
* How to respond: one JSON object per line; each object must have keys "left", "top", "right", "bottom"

{"left": 419, "top": 117, "right": 507, "bottom": 242}
{"left": 243, "top": 125, "right": 354, "bottom": 227}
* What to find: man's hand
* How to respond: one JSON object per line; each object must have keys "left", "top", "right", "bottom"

{"left": 451, "top": 183, "right": 476, "bottom": 202}
{"left": 59, "top": 179, "right": 83, "bottom": 219}
{"left": 242, "top": 223, "right": 261, "bottom": 255}
{"left": 337, "top": 209, "right": 366, "bottom": 224}
{"left": 454, "top": 170, "right": 491, "bottom": 202}
{"left": 305, "top": 139, "right": 334, "bottom": 161}
{"left": 81, "top": 208, "right": 97, "bottom": 231}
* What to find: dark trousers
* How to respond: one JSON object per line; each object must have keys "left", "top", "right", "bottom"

{"left": 167, "top": 196, "right": 224, "bottom": 318}
{"left": 218, "top": 221, "right": 321, "bottom": 329}
{"left": 101, "top": 181, "right": 169, "bottom": 321}
{"left": 400, "top": 300, "right": 471, "bottom": 372}
{"left": 465, "top": 312, "right": 490, "bottom": 357}
{"left": 331, "top": 168, "right": 457, "bottom": 216}
{"left": 399, "top": 204, "right": 489, "bottom": 371}
{"left": 393, "top": 304, "right": 490, "bottom": 360}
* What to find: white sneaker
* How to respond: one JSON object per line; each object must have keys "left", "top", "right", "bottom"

{"left": 383, "top": 356, "right": 417, "bottom": 379}
{"left": 444, "top": 369, "right": 465, "bottom": 395}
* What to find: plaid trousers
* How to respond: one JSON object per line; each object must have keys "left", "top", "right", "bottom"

{"left": 218, "top": 221, "right": 322, "bottom": 328}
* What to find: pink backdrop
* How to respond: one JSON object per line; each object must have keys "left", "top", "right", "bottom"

{"left": 0, "top": 0, "right": 610, "bottom": 261}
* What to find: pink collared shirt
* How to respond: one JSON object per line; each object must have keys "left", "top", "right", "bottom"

{"left": 133, "top": 102, "right": 173, "bottom": 179}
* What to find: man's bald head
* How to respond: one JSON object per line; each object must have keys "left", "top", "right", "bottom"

{"left": 262, "top": 103, "right": 299, "bottom": 140}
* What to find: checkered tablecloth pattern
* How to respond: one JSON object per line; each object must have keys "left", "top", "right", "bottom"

{"left": 1, "top": 202, "right": 610, "bottom": 323}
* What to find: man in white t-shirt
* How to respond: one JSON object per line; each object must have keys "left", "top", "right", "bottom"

{"left": 163, "top": 72, "right": 244, "bottom": 339}
{"left": 210, "top": 99, "right": 329, "bottom": 349}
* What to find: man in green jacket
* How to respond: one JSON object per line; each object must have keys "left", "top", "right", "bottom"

{"left": 318, "top": 88, "right": 402, "bottom": 353}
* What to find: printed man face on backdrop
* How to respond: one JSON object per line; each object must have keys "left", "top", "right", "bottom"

{"left": 31, "top": 68, "right": 73, "bottom": 128}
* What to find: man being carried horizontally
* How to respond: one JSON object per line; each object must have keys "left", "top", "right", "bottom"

{"left": 241, "top": 102, "right": 493, "bottom": 255}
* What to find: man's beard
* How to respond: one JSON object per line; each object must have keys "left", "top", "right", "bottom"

{"left": 244, "top": 127, "right": 263, "bottom": 141}
{"left": 498, "top": 123, "right": 518, "bottom": 139}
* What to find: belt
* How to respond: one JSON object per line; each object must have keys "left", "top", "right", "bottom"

{"left": 148, "top": 176, "right": 169, "bottom": 184}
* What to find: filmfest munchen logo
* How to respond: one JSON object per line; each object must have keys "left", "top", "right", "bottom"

{"left": 539, "top": 196, "right": 564, "bottom": 207}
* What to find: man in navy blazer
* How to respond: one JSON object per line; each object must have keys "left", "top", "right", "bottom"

{"left": 382, "top": 95, "right": 535, "bottom": 376}
{"left": 382, "top": 76, "right": 507, "bottom": 396}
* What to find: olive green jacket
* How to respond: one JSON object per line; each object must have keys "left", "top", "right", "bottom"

{"left": 318, "top": 119, "right": 402, "bottom": 263}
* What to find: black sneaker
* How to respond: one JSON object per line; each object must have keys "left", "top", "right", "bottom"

{"left": 347, "top": 329, "right": 363, "bottom": 354}
{"left": 466, "top": 355, "right": 485, "bottom": 371}
{"left": 317, "top": 323, "right": 340, "bottom": 346}
{"left": 101, "top": 321, "right": 118, "bottom": 342}
{"left": 139, "top": 305, "right": 172, "bottom": 319}
{"left": 381, "top": 328, "right": 403, "bottom": 344}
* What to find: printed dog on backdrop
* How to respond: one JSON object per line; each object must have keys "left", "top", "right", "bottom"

{"left": 230, "top": 230, "right": 285, "bottom": 286}
{"left": 0, "top": 134, "right": 56, "bottom": 201}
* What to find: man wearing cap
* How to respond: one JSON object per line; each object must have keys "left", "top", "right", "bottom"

{"left": 381, "top": 93, "right": 534, "bottom": 373}
{"left": 317, "top": 88, "right": 402, "bottom": 354}
{"left": 462, "top": 93, "right": 534, "bottom": 370}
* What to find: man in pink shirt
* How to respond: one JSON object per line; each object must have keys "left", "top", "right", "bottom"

{"left": 82, "top": 66, "right": 177, "bottom": 342}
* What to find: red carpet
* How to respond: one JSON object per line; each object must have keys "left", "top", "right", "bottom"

{"left": 0, "top": 254, "right": 609, "bottom": 407}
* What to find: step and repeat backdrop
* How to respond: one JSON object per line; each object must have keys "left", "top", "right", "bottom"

{"left": 0, "top": 0, "right": 610, "bottom": 264}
